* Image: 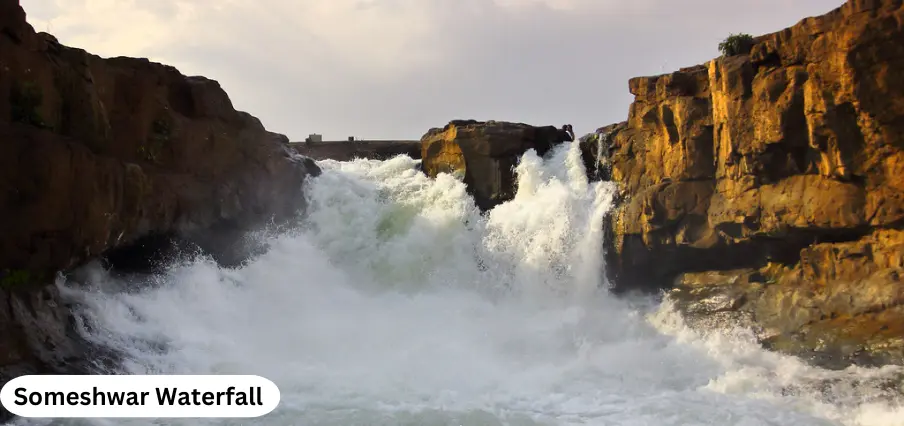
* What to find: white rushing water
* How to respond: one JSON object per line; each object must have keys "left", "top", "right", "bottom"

{"left": 17, "top": 142, "right": 904, "bottom": 425}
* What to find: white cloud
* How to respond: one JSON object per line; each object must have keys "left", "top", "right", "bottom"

{"left": 21, "top": 0, "right": 843, "bottom": 140}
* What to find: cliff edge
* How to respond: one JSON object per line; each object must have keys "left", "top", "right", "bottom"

{"left": 0, "top": 0, "right": 318, "bottom": 412}
{"left": 587, "top": 0, "right": 904, "bottom": 369}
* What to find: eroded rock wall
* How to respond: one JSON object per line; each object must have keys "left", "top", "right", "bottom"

{"left": 0, "top": 0, "right": 319, "bottom": 410}
{"left": 590, "top": 0, "right": 904, "bottom": 368}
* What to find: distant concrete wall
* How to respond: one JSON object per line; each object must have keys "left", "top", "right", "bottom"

{"left": 289, "top": 140, "right": 422, "bottom": 161}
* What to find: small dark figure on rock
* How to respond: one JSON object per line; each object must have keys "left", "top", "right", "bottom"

{"left": 561, "top": 124, "right": 575, "bottom": 141}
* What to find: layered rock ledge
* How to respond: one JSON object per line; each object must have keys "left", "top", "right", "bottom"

{"left": 421, "top": 120, "right": 572, "bottom": 210}
{"left": 585, "top": 0, "right": 904, "bottom": 369}
{"left": 0, "top": 0, "right": 318, "bottom": 413}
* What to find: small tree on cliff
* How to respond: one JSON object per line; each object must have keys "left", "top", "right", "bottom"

{"left": 718, "top": 33, "right": 755, "bottom": 56}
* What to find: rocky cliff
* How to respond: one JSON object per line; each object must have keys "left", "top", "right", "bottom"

{"left": 585, "top": 0, "right": 904, "bottom": 369}
{"left": 0, "top": 0, "right": 318, "bottom": 411}
{"left": 422, "top": 120, "right": 571, "bottom": 210}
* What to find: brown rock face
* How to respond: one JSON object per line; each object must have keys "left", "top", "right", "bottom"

{"left": 421, "top": 120, "right": 571, "bottom": 210}
{"left": 592, "top": 0, "right": 904, "bottom": 368}
{"left": 0, "top": 0, "right": 318, "bottom": 411}
{"left": 671, "top": 229, "right": 904, "bottom": 369}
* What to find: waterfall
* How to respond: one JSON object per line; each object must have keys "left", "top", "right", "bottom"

{"left": 14, "top": 142, "right": 901, "bottom": 426}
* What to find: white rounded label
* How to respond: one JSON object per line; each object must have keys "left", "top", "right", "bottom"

{"left": 0, "top": 375, "right": 280, "bottom": 418}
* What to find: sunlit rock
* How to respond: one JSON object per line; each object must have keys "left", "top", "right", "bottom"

{"left": 597, "top": 0, "right": 904, "bottom": 370}
{"left": 420, "top": 120, "right": 571, "bottom": 210}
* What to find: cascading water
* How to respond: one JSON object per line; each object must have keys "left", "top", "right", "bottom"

{"left": 12, "top": 142, "right": 904, "bottom": 426}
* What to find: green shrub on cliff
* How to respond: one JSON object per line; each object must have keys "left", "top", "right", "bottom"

{"left": 719, "top": 33, "right": 755, "bottom": 56}
{"left": 0, "top": 269, "right": 55, "bottom": 290}
{"left": 10, "top": 80, "right": 49, "bottom": 128}
{"left": 578, "top": 133, "right": 599, "bottom": 145}
{"left": 139, "top": 117, "right": 172, "bottom": 162}
{"left": 1, "top": 269, "right": 35, "bottom": 289}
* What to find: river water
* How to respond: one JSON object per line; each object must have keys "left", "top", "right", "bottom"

{"left": 15, "top": 142, "right": 904, "bottom": 425}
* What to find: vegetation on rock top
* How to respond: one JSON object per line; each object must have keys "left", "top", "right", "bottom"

{"left": 719, "top": 33, "right": 755, "bottom": 56}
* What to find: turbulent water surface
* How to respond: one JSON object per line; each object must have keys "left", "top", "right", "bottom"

{"left": 16, "top": 142, "right": 904, "bottom": 426}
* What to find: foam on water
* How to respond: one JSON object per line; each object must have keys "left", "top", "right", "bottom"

{"left": 14, "top": 142, "right": 904, "bottom": 425}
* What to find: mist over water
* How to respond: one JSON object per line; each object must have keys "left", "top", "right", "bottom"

{"left": 16, "top": 142, "right": 904, "bottom": 425}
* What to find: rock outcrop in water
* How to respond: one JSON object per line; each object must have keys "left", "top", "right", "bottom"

{"left": 0, "top": 0, "right": 319, "bottom": 415}
{"left": 586, "top": 0, "right": 904, "bottom": 369}
{"left": 421, "top": 120, "right": 571, "bottom": 210}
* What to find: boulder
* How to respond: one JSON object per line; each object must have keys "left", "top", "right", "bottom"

{"left": 0, "top": 0, "right": 319, "bottom": 415}
{"left": 421, "top": 120, "right": 571, "bottom": 210}
{"left": 590, "top": 0, "right": 904, "bottom": 369}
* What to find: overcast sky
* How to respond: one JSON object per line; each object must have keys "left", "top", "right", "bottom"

{"left": 22, "top": 0, "right": 841, "bottom": 141}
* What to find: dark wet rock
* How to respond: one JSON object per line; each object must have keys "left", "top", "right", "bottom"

{"left": 0, "top": 0, "right": 319, "bottom": 419}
